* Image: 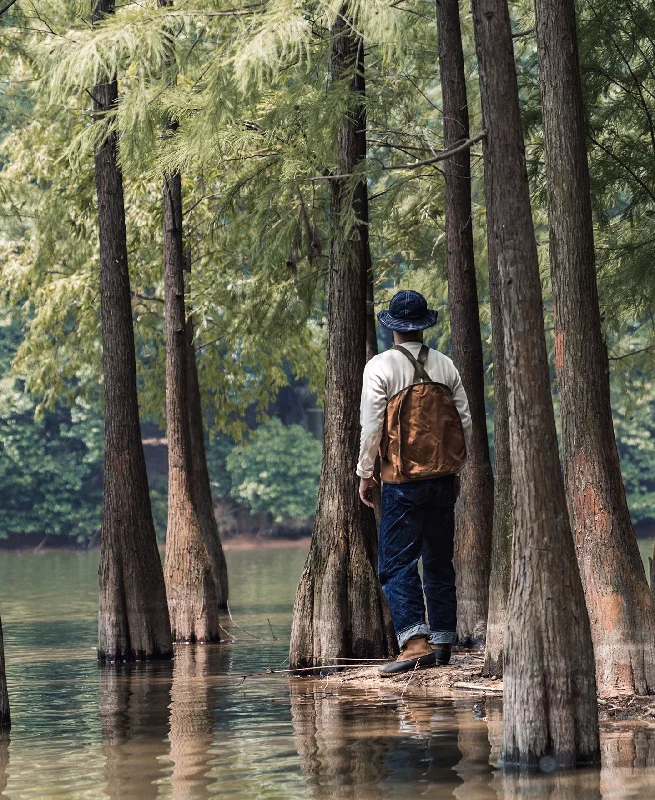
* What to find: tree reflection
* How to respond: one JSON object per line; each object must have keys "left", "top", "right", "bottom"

{"left": 0, "top": 732, "right": 8, "bottom": 798}
{"left": 600, "top": 727, "right": 655, "bottom": 797}
{"left": 169, "top": 644, "right": 228, "bottom": 799}
{"left": 99, "top": 662, "right": 173, "bottom": 800}
{"left": 290, "top": 682, "right": 469, "bottom": 798}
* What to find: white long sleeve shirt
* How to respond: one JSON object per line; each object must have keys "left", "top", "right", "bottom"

{"left": 357, "top": 342, "right": 473, "bottom": 479}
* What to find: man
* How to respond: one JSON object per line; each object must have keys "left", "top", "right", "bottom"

{"left": 358, "top": 290, "right": 472, "bottom": 676}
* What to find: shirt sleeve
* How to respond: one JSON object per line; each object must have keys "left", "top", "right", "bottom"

{"left": 356, "top": 359, "right": 388, "bottom": 478}
{"left": 451, "top": 366, "right": 473, "bottom": 456}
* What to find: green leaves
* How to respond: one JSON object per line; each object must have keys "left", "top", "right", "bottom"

{"left": 226, "top": 416, "right": 321, "bottom": 521}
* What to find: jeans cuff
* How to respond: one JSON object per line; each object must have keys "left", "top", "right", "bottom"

{"left": 397, "top": 622, "right": 431, "bottom": 649}
{"left": 429, "top": 631, "right": 457, "bottom": 645}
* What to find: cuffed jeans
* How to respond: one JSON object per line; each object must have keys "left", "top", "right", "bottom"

{"left": 379, "top": 476, "right": 457, "bottom": 649}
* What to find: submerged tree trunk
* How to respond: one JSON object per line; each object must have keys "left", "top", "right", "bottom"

{"left": 185, "top": 314, "right": 229, "bottom": 610}
{"left": 471, "top": 0, "right": 600, "bottom": 769}
{"left": 482, "top": 236, "right": 512, "bottom": 678}
{"left": 436, "top": 0, "right": 494, "bottom": 649}
{"left": 162, "top": 168, "right": 220, "bottom": 643}
{"left": 0, "top": 618, "right": 9, "bottom": 730}
{"left": 289, "top": 18, "right": 395, "bottom": 669}
{"left": 93, "top": 0, "right": 172, "bottom": 662}
{"left": 535, "top": 0, "right": 655, "bottom": 698}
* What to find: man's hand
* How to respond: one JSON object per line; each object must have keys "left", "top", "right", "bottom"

{"left": 359, "top": 476, "right": 378, "bottom": 508}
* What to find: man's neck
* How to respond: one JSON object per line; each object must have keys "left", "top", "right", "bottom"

{"left": 393, "top": 332, "right": 424, "bottom": 346}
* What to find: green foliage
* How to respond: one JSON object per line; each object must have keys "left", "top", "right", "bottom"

{"left": 226, "top": 417, "right": 321, "bottom": 522}
{"left": 0, "top": 314, "right": 103, "bottom": 541}
{"left": 0, "top": 0, "right": 654, "bottom": 543}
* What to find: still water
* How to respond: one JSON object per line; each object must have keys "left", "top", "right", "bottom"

{"left": 1, "top": 545, "right": 655, "bottom": 799}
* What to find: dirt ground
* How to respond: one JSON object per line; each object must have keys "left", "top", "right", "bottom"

{"left": 329, "top": 650, "right": 655, "bottom": 724}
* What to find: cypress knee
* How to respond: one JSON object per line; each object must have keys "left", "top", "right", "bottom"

{"left": 436, "top": 0, "right": 494, "bottom": 649}
{"left": 289, "top": 14, "right": 395, "bottom": 669}
{"left": 93, "top": 0, "right": 172, "bottom": 662}
{"left": 471, "top": 0, "right": 600, "bottom": 768}
{"left": 534, "top": 0, "right": 655, "bottom": 697}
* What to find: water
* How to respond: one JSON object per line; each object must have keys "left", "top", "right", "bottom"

{"left": 1, "top": 545, "right": 655, "bottom": 799}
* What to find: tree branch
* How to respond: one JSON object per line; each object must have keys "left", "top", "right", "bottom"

{"left": 0, "top": 0, "right": 19, "bottom": 16}
{"left": 310, "top": 131, "right": 486, "bottom": 181}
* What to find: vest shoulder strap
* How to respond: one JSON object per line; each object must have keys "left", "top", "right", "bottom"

{"left": 393, "top": 344, "right": 431, "bottom": 383}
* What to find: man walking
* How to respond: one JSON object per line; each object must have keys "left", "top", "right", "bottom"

{"left": 358, "top": 290, "right": 472, "bottom": 675}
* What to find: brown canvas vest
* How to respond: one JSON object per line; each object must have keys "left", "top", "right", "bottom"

{"left": 379, "top": 345, "right": 467, "bottom": 483}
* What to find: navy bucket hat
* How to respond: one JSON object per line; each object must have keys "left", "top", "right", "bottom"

{"left": 377, "top": 290, "right": 438, "bottom": 332}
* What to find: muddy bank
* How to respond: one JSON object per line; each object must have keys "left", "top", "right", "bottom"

{"left": 328, "top": 651, "right": 655, "bottom": 725}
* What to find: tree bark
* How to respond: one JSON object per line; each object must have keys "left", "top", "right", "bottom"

{"left": 0, "top": 618, "right": 9, "bottom": 730}
{"left": 289, "top": 17, "right": 395, "bottom": 669}
{"left": 162, "top": 169, "right": 221, "bottom": 643}
{"left": 482, "top": 215, "right": 513, "bottom": 678}
{"left": 436, "top": 0, "right": 494, "bottom": 649}
{"left": 470, "top": 0, "right": 600, "bottom": 769}
{"left": 159, "top": 0, "right": 222, "bottom": 638}
{"left": 534, "top": 0, "right": 655, "bottom": 698}
{"left": 365, "top": 255, "right": 377, "bottom": 361}
{"left": 185, "top": 283, "right": 229, "bottom": 610}
{"left": 93, "top": 0, "right": 172, "bottom": 663}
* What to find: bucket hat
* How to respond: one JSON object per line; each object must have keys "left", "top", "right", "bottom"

{"left": 377, "top": 290, "right": 438, "bottom": 332}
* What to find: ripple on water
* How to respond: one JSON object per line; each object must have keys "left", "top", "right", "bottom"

{"left": 1, "top": 549, "right": 655, "bottom": 799}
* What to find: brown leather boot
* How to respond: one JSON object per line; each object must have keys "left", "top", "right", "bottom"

{"left": 431, "top": 643, "right": 452, "bottom": 665}
{"left": 379, "top": 635, "right": 436, "bottom": 676}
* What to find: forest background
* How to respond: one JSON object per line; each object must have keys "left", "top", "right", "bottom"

{"left": 0, "top": 0, "right": 653, "bottom": 547}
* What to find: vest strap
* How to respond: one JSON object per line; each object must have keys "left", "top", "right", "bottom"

{"left": 393, "top": 344, "right": 431, "bottom": 383}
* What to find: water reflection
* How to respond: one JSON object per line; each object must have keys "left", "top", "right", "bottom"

{"left": 5, "top": 552, "right": 655, "bottom": 799}
{"left": 99, "top": 662, "right": 173, "bottom": 799}
{"left": 169, "top": 645, "right": 228, "bottom": 799}
{"left": 0, "top": 732, "right": 8, "bottom": 798}
{"left": 291, "top": 682, "right": 477, "bottom": 798}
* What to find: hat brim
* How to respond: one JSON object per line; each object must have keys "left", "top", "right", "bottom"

{"left": 377, "top": 309, "right": 438, "bottom": 332}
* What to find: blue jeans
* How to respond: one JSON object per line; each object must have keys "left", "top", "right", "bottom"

{"left": 379, "top": 476, "right": 457, "bottom": 649}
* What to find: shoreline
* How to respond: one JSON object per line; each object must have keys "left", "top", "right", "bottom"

{"left": 0, "top": 536, "right": 312, "bottom": 554}
{"left": 326, "top": 651, "right": 655, "bottom": 725}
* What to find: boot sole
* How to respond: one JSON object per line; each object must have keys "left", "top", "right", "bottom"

{"left": 378, "top": 653, "right": 437, "bottom": 677}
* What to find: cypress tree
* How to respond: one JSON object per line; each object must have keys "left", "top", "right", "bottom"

{"left": 289, "top": 13, "right": 395, "bottom": 669}
{"left": 93, "top": 0, "right": 172, "bottom": 662}
{"left": 436, "top": 0, "right": 494, "bottom": 649}
{"left": 534, "top": 0, "right": 655, "bottom": 697}
{"left": 470, "top": 0, "right": 600, "bottom": 767}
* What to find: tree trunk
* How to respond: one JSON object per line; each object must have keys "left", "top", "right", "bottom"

{"left": 93, "top": 0, "right": 172, "bottom": 663}
{"left": 0, "top": 618, "right": 9, "bottom": 730}
{"left": 365, "top": 255, "right": 377, "bottom": 361}
{"left": 185, "top": 282, "right": 229, "bottom": 610}
{"left": 436, "top": 0, "right": 494, "bottom": 649}
{"left": 534, "top": 0, "right": 655, "bottom": 697}
{"left": 162, "top": 169, "right": 221, "bottom": 643}
{"left": 470, "top": 0, "right": 600, "bottom": 769}
{"left": 482, "top": 219, "right": 512, "bottom": 678}
{"left": 289, "top": 17, "right": 395, "bottom": 669}
{"left": 159, "top": 0, "right": 222, "bottom": 638}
